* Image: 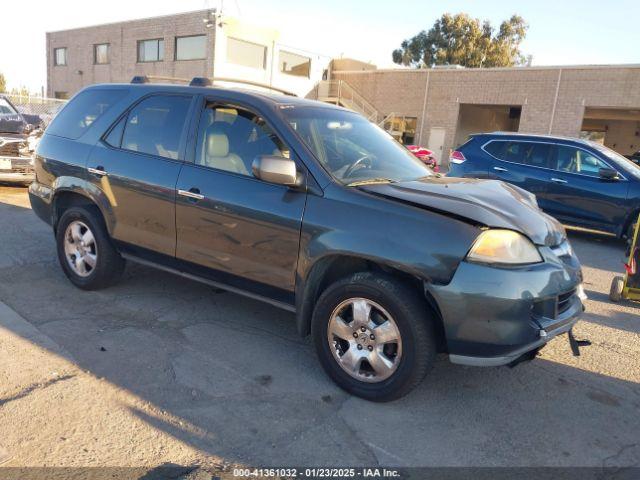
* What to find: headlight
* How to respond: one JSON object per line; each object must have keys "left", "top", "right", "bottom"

{"left": 467, "top": 229, "right": 542, "bottom": 265}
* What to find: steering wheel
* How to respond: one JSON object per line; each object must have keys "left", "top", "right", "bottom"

{"left": 344, "top": 154, "right": 375, "bottom": 178}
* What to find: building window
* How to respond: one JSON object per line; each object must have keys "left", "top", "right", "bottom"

{"left": 279, "top": 50, "right": 311, "bottom": 78}
{"left": 226, "top": 37, "right": 266, "bottom": 70}
{"left": 137, "top": 39, "right": 164, "bottom": 62}
{"left": 54, "top": 91, "right": 69, "bottom": 100}
{"left": 175, "top": 35, "right": 207, "bottom": 60}
{"left": 54, "top": 48, "right": 67, "bottom": 66}
{"left": 94, "top": 43, "right": 109, "bottom": 64}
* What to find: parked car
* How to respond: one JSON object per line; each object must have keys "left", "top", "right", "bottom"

{"left": 448, "top": 132, "right": 640, "bottom": 240}
{"left": 29, "top": 82, "right": 584, "bottom": 401}
{"left": 0, "top": 95, "right": 41, "bottom": 184}
{"left": 406, "top": 145, "right": 439, "bottom": 172}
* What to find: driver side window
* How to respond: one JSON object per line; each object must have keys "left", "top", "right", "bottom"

{"left": 195, "top": 103, "right": 289, "bottom": 176}
{"left": 554, "top": 145, "right": 608, "bottom": 177}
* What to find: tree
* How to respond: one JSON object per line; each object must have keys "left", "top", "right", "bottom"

{"left": 0, "top": 72, "right": 6, "bottom": 93}
{"left": 392, "top": 13, "right": 529, "bottom": 69}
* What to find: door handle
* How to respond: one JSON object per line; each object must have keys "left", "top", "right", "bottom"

{"left": 551, "top": 177, "right": 568, "bottom": 184}
{"left": 178, "top": 188, "right": 205, "bottom": 200}
{"left": 493, "top": 166, "right": 508, "bottom": 172}
{"left": 88, "top": 166, "right": 107, "bottom": 176}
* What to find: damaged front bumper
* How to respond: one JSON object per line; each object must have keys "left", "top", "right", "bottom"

{"left": 427, "top": 244, "right": 586, "bottom": 367}
{"left": 0, "top": 136, "right": 35, "bottom": 183}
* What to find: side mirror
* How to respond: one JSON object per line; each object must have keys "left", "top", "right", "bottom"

{"left": 252, "top": 155, "right": 302, "bottom": 187}
{"left": 599, "top": 167, "right": 620, "bottom": 181}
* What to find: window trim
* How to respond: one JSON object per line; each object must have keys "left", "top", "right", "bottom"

{"left": 226, "top": 37, "right": 267, "bottom": 70}
{"left": 54, "top": 47, "right": 67, "bottom": 66}
{"left": 480, "top": 139, "right": 627, "bottom": 181}
{"left": 278, "top": 50, "right": 311, "bottom": 78}
{"left": 187, "top": 96, "right": 299, "bottom": 182}
{"left": 100, "top": 92, "right": 196, "bottom": 163}
{"left": 94, "top": 43, "right": 110, "bottom": 65}
{"left": 137, "top": 38, "right": 165, "bottom": 63}
{"left": 174, "top": 34, "right": 207, "bottom": 61}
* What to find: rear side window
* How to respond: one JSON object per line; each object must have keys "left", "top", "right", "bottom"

{"left": 47, "top": 89, "right": 128, "bottom": 139}
{"left": 485, "top": 140, "right": 552, "bottom": 168}
{"left": 120, "top": 95, "right": 192, "bottom": 160}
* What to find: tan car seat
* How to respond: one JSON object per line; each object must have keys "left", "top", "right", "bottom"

{"left": 204, "top": 129, "right": 249, "bottom": 175}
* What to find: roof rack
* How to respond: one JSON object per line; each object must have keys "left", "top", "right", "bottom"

{"left": 130, "top": 75, "right": 297, "bottom": 96}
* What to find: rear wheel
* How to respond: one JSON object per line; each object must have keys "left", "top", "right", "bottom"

{"left": 312, "top": 272, "right": 437, "bottom": 402}
{"left": 56, "top": 206, "right": 125, "bottom": 290}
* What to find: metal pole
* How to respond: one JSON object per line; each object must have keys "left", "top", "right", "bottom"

{"left": 418, "top": 70, "right": 431, "bottom": 145}
{"left": 549, "top": 68, "right": 563, "bottom": 135}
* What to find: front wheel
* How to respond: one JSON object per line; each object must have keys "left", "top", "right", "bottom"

{"left": 56, "top": 206, "right": 125, "bottom": 290}
{"left": 312, "top": 272, "right": 437, "bottom": 402}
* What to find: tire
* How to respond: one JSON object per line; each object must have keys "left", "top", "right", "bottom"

{"left": 609, "top": 276, "right": 625, "bottom": 303}
{"left": 312, "top": 272, "right": 437, "bottom": 402}
{"left": 55, "top": 206, "right": 125, "bottom": 290}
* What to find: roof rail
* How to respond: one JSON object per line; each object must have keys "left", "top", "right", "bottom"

{"left": 129, "top": 75, "right": 297, "bottom": 96}
{"left": 130, "top": 75, "right": 191, "bottom": 84}
{"left": 189, "top": 77, "right": 212, "bottom": 87}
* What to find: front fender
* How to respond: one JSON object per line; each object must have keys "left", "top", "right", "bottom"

{"left": 294, "top": 185, "right": 479, "bottom": 335}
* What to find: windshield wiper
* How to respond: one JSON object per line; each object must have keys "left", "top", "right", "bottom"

{"left": 346, "top": 178, "right": 396, "bottom": 187}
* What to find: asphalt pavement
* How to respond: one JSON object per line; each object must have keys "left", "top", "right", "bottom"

{"left": 0, "top": 185, "right": 638, "bottom": 469}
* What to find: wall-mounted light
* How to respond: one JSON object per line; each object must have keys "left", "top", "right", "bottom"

{"left": 75, "top": 70, "right": 83, "bottom": 75}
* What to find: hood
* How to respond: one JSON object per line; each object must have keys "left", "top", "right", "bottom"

{"left": 360, "top": 176, "right": 566, "bottom": 246}
{"left": 0, "top": 113, "right": 26, "bottom": 134}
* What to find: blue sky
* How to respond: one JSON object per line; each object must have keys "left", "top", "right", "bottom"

{"left": 1, "top": 0, "right": 638, "bottom": 92}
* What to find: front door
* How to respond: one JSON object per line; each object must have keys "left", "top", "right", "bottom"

{"left": 87, "top": 93, "right": 194, "bottom": 256}
{"left": 544, "top": 144, "right": 630, "bottom": 232}
{"left": 428, "top": 127, "right": 446, "bottom": 164}
{"left": 175, "top": 101, "right": 307, "bottom": 303}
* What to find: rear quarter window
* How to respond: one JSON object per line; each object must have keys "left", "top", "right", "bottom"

{"left": 483, "top": 140, "right": 507, "bottom": 158}
{"left": 46, "top": 88, "right": 128, "bottom": 139}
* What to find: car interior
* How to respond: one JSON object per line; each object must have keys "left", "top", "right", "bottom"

{"left": 196, "top": 105, "right": 288, "bottom": 176}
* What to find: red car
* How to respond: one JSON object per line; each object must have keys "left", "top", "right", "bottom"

{"left": 406, "top": 145, "right": 439, "bottom": 172}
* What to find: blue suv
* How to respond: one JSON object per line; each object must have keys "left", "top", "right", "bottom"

{"left": 448, "top": 133, "right": 640, "bottom": 238}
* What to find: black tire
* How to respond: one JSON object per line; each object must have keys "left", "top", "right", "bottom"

{"left": 55, "top": 206, "right": 125, "bottom": 290}
{"left": 312, "top": 272, "right": 437, "bottom": 402}
{"left": 609, "top": 276, "right": 625, "bottom": 303}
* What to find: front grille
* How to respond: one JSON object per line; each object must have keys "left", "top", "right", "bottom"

{"left": 557, "top": 289, "right": 576, "bottom": 316}
{"left": 0, "top": 141, "right": 21, "bottom": 158}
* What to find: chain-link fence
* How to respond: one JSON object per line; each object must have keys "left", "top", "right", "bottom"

{"left": 2, "top": 94, "right": 67, "bottom": 128}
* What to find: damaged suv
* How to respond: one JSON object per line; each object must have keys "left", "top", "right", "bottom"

{"left": 0, "top": 95, "right": 41, "bottom": 184}
{"left": 29, "top": 82, "right": 585, "bottom": 401}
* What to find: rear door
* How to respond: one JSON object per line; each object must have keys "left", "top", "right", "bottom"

{"left": 87, "top": 93, "right": 195, "bottom": 256}
{"left": 174, "top": 99, "right": 307, "bottom": 304}
{"left": 484, "top": 139, "right": 553, "bottom": 210}
{"left": 544, "top": 143, "right": 629, "bottom": 231}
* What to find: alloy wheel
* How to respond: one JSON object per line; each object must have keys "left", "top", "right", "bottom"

{"left": 63, "top": 220, "right": 98, "bottom": 277}
{"left": 327, "top": 298, "right": 403, "bottom": 383}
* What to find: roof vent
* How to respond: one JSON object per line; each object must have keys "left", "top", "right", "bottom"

{"left": 190, "top": 77, "right": 212, "bottom": 87}
{"left": 131, "top": 75, "right": 149, "bottom": 84}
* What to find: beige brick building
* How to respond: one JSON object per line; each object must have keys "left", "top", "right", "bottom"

{"left": 46, "top": 9, "right": 640, "bottom": 167}
{"left": 46, "top": 10, "right": 331, "bottom": 100}
{"left": 330, "top": 64, "right": 640, "bottom": 165}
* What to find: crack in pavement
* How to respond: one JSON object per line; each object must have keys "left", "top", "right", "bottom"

{"left": 0, "top": 374, "right": 76, "bottom": 407}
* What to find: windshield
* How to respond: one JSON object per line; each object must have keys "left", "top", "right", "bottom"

{"left": 281, "top": 106, "right": 432, "bottom": 185}
{"left": 0, "top": 98, "right": 19, "bottom": 116}
{"left": 588, "top": 141, "right": 640, "bottom": 178}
